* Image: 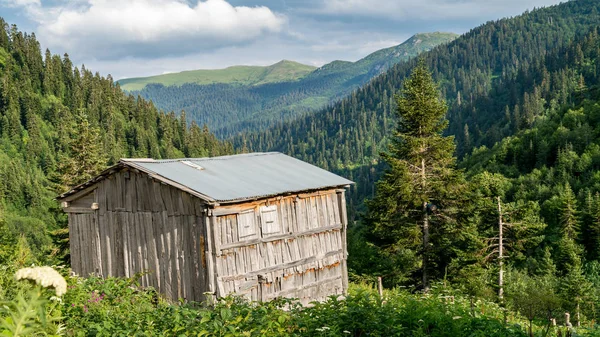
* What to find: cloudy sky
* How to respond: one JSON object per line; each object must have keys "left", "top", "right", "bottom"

{"left": 2, "top": 0, "right": 564, "bottom": 80}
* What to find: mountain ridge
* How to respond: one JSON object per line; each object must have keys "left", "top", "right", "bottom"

{"left": 127, "top": 32, "right": 458, "bottom": 137}
{"left": 119, "top": 32, "right": 458, "bottom": 92}
{"left": 118, "top": 59, "right": 316, "bottom": 91}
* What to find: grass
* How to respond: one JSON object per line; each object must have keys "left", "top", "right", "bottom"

{"left": 118, "top": 60, "right": 316, "bottom": 91}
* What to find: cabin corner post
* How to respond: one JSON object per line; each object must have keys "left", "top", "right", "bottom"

{"left": 337, "top": 189, "right": 349, "bottom": 295}
{"left": 204, "top": 207, "right": 218, "bottom": 303}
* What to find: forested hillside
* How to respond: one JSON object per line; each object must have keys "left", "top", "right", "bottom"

{"left": 236, "top": 0, "right": 600, "bottom": 215}
{"left": 0, "top": 20, "right": 231, "bottom": 263}
{"left": 130, "top": 32, "right": 457, "bottom": 138}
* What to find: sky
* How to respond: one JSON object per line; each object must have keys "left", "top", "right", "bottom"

{"left": 1, "top": 0, "right": 565, "bottom": 80}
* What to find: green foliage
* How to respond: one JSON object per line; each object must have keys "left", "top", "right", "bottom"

{"left": 0, "top": 287, "right": 64, "bottom": 337}
{"left": 238, "top": 0, "right": 600, "bottom": 221}
{"left": 0, "top": 21, "right": 232, "bottom": 266}
{"left": 365, "top": 61, "right": 466, "bottom": 288}
{"left": 1, "top": 269, "right": 542, "bottom": 337}
{"left": 57, "top": 110, "right": 106, "bottom": 189}
{"left": 1, "top": 266, "right": 68, "bottom": 337}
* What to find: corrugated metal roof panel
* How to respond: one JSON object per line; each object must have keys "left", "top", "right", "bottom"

{"left": 122, "top": 152, "right": 353, "bottom": 203}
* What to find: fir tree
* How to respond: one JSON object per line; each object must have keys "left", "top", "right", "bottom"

{"left": 366, "top": 60, "right": 465, "bottom": 290}
{"left": 58, "top": 110, "right": 107, "bottom": 189}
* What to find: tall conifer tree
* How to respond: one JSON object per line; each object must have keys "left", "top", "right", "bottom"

{"left": 366, "top": 60, "right": 465, "bottom": 290}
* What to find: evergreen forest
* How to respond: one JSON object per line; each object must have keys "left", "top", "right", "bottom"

{"left": 5, "top": 0, "right": 600, "bottom": 336}
{"left": 0, "top": 19, "right": 231, "bottom": 266}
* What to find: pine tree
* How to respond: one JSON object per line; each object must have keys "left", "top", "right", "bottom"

{"left": 366, "top": 60, "right": 465, "bottom": 290}
{"left": 58, "top": 110, "right": 106, "bottom": 189}
{"left": 559, "top": 183, "right": 579, "bottom": 241}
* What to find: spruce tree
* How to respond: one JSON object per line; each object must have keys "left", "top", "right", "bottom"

{"left": 58, "top": 110, "right": 106, "bottom": 189}
{"left": 366, "top": 60, "right": 465, "bottom": 290}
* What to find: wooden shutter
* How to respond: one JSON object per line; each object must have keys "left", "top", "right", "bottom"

{"left": 260, "top": 205, "right": 280, "bottom": 235}
{"left": 238, "top": 209, "right": 256, "bottom": 238}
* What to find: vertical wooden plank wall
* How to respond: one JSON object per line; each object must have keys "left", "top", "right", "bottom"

{"left": 68, "top": 170, "right": 208, "bottom": 302}
{"left": 212, "top": 190, "right": 348, "bottom": 306}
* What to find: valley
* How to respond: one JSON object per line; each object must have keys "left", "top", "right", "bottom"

{"left": 121, "top": 32, "right": 458, "bottom": 137}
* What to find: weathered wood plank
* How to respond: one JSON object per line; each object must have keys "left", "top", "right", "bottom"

{"left": 68, "top": 214, "right": 81, "bottom": 275}
{"left": 161, "top": 183, "right": 175, "bottom": 216}
{"left": 170, "top": 216, "right": 181, "bottom": 299}
{"left": 179, "top": 216, "right": 190, "bottom": 300}
{"left": 92, "top": 213, "right": 103, "bottom": 276}
{"left": 161, "top": 211, "right": 173, "bottom": 299}
{"left": 336, "top": 191, "right": 349, "bottom": 294}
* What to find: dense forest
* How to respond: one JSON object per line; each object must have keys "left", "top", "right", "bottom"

{"left": 6, "top": 0, "right": 600, "bottom": 335}
{"left": 131, "top": 33, "right": 457, "bottom": 138}
{"left": 236, "top": 0, "right": 600, "bottom": 216}
{"left": 0, "top": 19, "right": 231, "bottom": 264}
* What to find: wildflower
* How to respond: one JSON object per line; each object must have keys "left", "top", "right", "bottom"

{"left": 15, "top": 266, "right": 68, "bottom": 297}
{"left": 49, "top": 296, "right": 63, "bottom": 303}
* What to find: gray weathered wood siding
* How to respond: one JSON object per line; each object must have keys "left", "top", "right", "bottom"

{"left": 210, "top": 190, "right": 348, "bottom": 306}
{"left": 64, "top": 169, "right": 208, "bottom": 302}
{"left": 64, "top": 167, "right": 349, "bottom": 305}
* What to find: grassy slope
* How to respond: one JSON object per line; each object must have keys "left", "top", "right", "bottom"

{"left": 118, "top": 60, "right": 316, "bottom": 91}
{"left": 310, "top": 32, "right": 459, "bottom": 79}
{"left": 301, "top": 32, "right": 459, "bottom": 104}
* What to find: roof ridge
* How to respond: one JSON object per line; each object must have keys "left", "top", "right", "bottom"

{"left": 120, "top": 152, "right": 280, "bottom": 164}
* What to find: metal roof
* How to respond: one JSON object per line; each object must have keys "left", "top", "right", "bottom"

{"left": 61, "top": 152, "right": 353, "bottom": 204}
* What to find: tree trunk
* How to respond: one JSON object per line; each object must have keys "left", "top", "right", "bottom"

{"left": 421, "top": 155, "right": 429, "bottom": 293}
{"left": 497, "top": 196, "right": 504, "bottom": 300}
{"left": 577, "top": 302, "right": 581, "bottom": 327}
{"left": 529, "top": 319, "right": 534, "bottom": 337}
{"left": 423, "top": 200, "right": 429, "bottom": 293}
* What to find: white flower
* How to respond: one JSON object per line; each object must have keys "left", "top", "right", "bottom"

{"left": 49, "top": 296, "right": 63, "bottom": 303}
{"left": 15, "top": 266, "right": 68, "bottom": 297}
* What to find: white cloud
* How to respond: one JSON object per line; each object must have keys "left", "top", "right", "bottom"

{"left": 16, "top": 0, "right": 286, "bottom": 59}
{"left": 2, "top": 0, "right": 40, "bottom": 7}
{"left": 318, "top": 0, "right": 564, "bottom": 20}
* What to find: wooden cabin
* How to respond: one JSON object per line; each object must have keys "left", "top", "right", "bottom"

{"left": 57, "top": 152, "right": 353, "bottom": 304}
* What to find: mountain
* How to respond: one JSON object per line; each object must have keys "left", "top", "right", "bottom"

{"left": 118, "top": 60, "right": 317, "bottom": 91}
{"left": 308, "top": 32, "right": 459, "bottom": 81}
{"left": 125, "top": 32, "right": 458, "bottom": 138}
{"left": 234, "top": 0, "right": 600, "bottom": 216}
{"left": 0, "top": 19, "right": 231, "bottom": 262}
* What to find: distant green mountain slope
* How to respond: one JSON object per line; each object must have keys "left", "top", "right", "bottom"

{"left": 118, "top": 60, "right": 316, "bottom": 91}
{"left": 309, "top": 32, "right": 458, "bottom": 80}
{"left": 127, "top": 32, "right": 458, "bottom": 137}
